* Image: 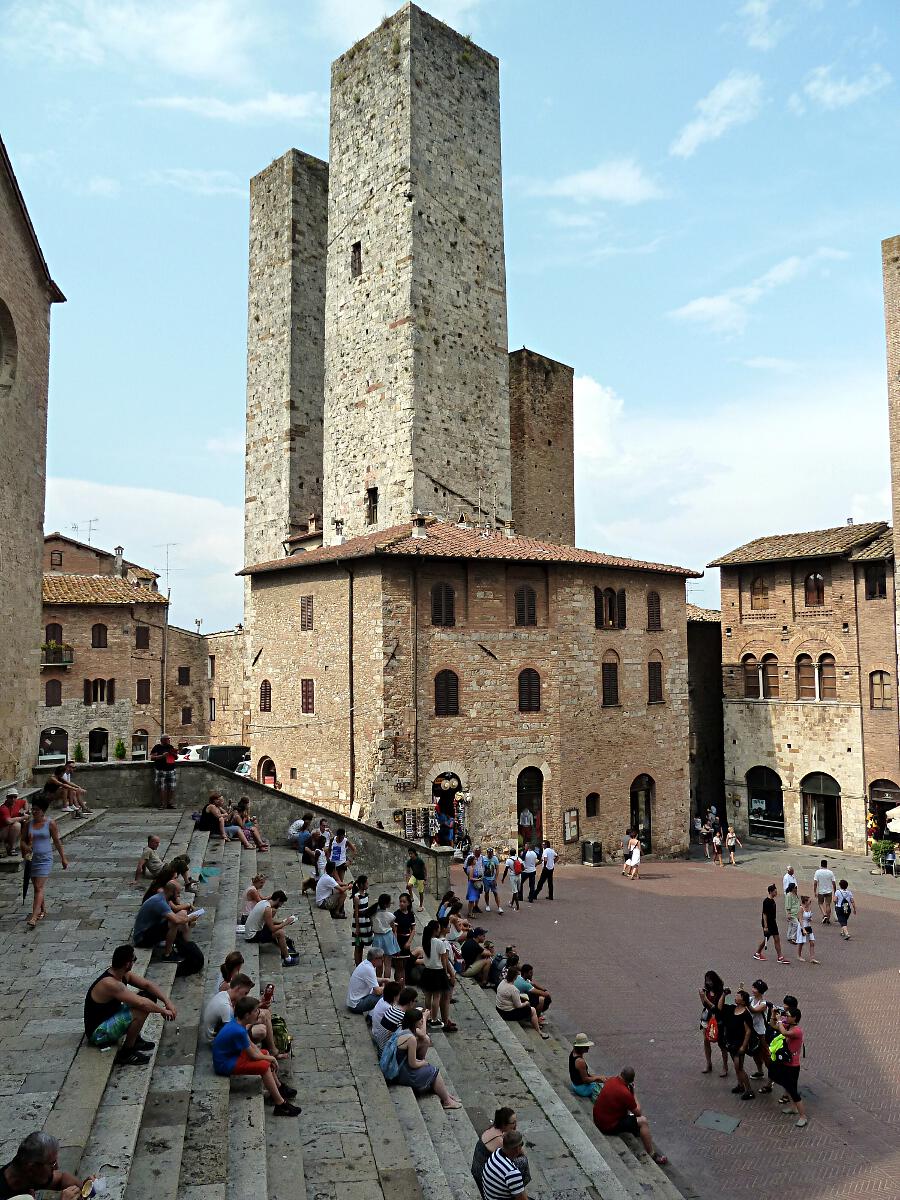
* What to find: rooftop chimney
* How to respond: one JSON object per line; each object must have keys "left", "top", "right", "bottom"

{"left": 847, "top": 517, "right": 854, "bottom": 526}
{"left": 333, "top": 518, "right": 344, "bottom": 545}
{"left": 114, "top": 545, "right": 124, "bottom": 575}
{"left": 504, "top": 522, "right": 515, "bottom": 539}
{"left": 411, "top": 511, "right": 427, "bottom": 540}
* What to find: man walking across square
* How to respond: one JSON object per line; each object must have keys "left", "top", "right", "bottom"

{"left": 813, "top": 859, "right": 837, "bottom": 925}
{"left": 523, "top": 843, "right": 539, "bottom": 903}
{"left": 534, "top": 840, "right": 557, "bottom": 900}
{"left": 753, "top": 883, "right": 791, "bottom": 964}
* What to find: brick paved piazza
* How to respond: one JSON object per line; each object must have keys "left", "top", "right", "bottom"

{"left": 462, "top": 845, "right": 900, "bottom": 1200}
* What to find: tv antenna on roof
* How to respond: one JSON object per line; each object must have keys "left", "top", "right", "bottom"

{"left": 153, "top": 542, "right": 181, "bottom": 590}
{"left": 71, "top": 519, "right": 99, "bottom": 544}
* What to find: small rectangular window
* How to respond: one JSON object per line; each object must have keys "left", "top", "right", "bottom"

{"left": 601, "top": 662, "right": 619, "bottom": 707}
{"left": 178, "top": 666, "right": 190, "bottom": 685}
{"left": 300, "top": 595, "right": 314, "bottom": 631}
{"left": 208, "top": 654, "right": 216, "bottom": 679}
{"left": 209, "top": 696, "right": 216, "bottom": 722}
{"left": 50, "top": 550, "right": 62, "bottom": 567}
{"left": 351, "top": 240, "right": 362, "bottom": 278}
{"left": 181, "top": 705, "right": 192, "bottom": 725}
{"left": 136, "top": 679, "right": 151, "bottom": 705}
{"left": 648, "top": 661, "right": 663, "bottom": 704}
{"left": 135, "top": 626, "right": 150, "bottom": 649}
{"left": 301, "top": 678, "right": 315, "bottom": 714}
{"left": 865, "top": 564, "right": 887, "bottom": 600}
{"left": 220, "top": 684, "right": 229, "bottom": 709}
{"left": 290, "top": 767, "right": 298, "bottom": 780}
{"left": 365, "top": 487, "right": 378, "bottom": 525}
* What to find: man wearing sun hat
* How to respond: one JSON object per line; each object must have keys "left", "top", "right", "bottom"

{"left": 569, "top": 1033, "right": 606, "bottom": 1099}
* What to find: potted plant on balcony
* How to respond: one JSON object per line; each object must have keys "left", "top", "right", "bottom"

{"left": 73, "top": 742, "right": 85, "bottom": 763}
{"left": 113, "top": 739, "right": 127, "bottom": 760}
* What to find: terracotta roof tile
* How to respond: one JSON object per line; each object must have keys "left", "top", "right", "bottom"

{"left": 848, "top": 530, "right": 894, "bottom": 561}
{"left": 241, "top": 518, "right": 700, "bottom": 578}
{"left": 687, "top": 603, "right": 722, "bottom": 623}
{"left": 708, "top": 521, "right": 888, "bottom": 568}
{"left": 42, "top": 575, "right": 168, "bottom": 606}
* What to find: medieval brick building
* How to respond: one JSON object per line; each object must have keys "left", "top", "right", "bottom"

{"left": 238, "top": 4, "right": 697, "bottom": 860}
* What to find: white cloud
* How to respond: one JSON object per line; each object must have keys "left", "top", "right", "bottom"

{"left": 670, "top": 71, "right": 763, "bottom": 158}
{"left": 533, "top": 158, "right": 663, "bottom": 205}
{"left": 741, "top": 356, "right": 800, "bottom": 373}
{"left": 1, "top": 0, "right": 262, "bottom": 84}
{"left": 45, "top": 478, "right": 244, "bottom": 631}
{"left": 205, "top": 432, "right": 245, "bottom": 456}
{"left": 144, "top": 168, "right": 245, "bottom": 197}
{"left": 313, "top": 0, "right": 483, "bottom": 45}
{"left": 83, "top": 175, "right": 121, "bottom": 198}
{"left": 800, "top": 63, "right": 892, "bottom": 110}
{"left": 573, "top": 366, "right": 889, "bottom": 608}
{"left": 739, "top": 0, "right": 787, "bottom": 50}
{"left": 142, "top": 91, "right": 327, "bottom": 124}
{"left": 670, "top": 247, "right": 847, "bottom": 335}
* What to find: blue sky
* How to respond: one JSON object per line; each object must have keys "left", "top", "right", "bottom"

{"left": 2, "top": 0, "right": 898, "bottom": 628}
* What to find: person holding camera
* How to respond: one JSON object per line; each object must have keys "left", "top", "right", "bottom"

{"left": 760, "top": 1006, "right": 807, "bottom": 1127}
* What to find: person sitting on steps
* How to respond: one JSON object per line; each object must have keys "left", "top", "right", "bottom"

{"left": 243, "top": 890, "right": 299, "bottom": 966}
{"left": 83, "top": 944, "right": 177, "bottom": 1066}
{"left": 592, "top": 1067, "right": 668, "bottom": 1166}
{"left": 132, "top": 880, "right": 204, "bottom": 972}
{"left": 314, "top": 860, "right": 350, "bottom": 917}
{"left": 212, "top": 995, "right": 300, "bottom": 1117}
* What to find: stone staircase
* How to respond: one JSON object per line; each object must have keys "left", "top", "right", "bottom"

{"left": 0, "top": 815, "right": 695, "bottom": 1200}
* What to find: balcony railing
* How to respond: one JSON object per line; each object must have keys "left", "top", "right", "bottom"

{"left": 40, "top": 644, "right": 74, "bottom": 667}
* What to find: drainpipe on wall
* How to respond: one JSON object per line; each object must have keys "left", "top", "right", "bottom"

{"left": 853, "top": 568, "right": 869, "bottom": 856}
{"left": 345, "top": 567, "right": 355, "bottom": 809}
{"left": 162, "top": 590, "right": 170, "bottom": 735}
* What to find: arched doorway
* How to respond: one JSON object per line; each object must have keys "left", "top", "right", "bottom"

{"left": 516, "top": 767, "right": 543, "bottom": 848}
{"left": 257, "top": 756, "right": 277, "bottom": 786}
{"left": 88, "top": 728, "right": 108, "bottom": 763}
{"left": 630, "top": 774, "right": 654, "bottom": 852}
{"left": 38, "top": 728, "right": 68, "bottom": 765}
{"left": 868, "top": 779, "right": 900, "bottom": 841}
{"left": 432, "top": 771, "right": 463, "bottom": 846}
{"left": 746, "top": 766, "right": 785, "bottom": 840}
{"left": 801, "top": 772, "right": 842, "bottom": 849}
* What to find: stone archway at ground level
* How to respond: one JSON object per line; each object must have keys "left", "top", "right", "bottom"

{"left": 429, "top": 764, "right": 466, "bottom": 846}
{"left": 800, "top": 771, "right": 842, "bottom": 850}
{"left": 508, "top": 758, "right": 551, "bottom": 850}
{"left": 257, "top": 756, "right": 277, "bottom": 786}
{"left": 868, "top": 779, "right": 900, "bottom": 841}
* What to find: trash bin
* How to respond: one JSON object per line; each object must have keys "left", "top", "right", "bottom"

{"left": 581, "top": 840, "right": 603, "bottom": 866}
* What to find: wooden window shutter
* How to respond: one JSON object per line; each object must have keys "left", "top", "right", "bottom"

{"left": 648, "top": 661, "right": 663, "bottom": 703}
{"left": 515, "top": 585, "right": 537, "bottom": 627}
{"left": 300, "top": 595, "right": 314, "bottom": 631}
{"left": 137, "top": 679, "right": 151, "bottom": 705}
{"left": 742, "top": 656, "right": 759, "bottom": 699}
{"left": 819, "top": 655, "right": 836, "bottom": 700}
{"left": 259, "top": 680, "right": 272, "bottom": 712}
{"left": 45, "top": 680, "right": 61, "bottom": 707}
{"left": 647, "top": 592, "right": 661, "bottom": 631}
{"left": 135, "top": 625, "right": 150, "bottom": 649}
{"left": 593, "top": 587, "right": 603, "bottom": 629}
{"left": 762, "top": 655, "right": 780, "bottom": 698}
{"left": 435, "top": 670, "right": 459, "bottom": 716}
{"left": 301, "top": 678, "right": 315, "bottom": 714}
{"left": 601, "top": 662, "right": 619, "bottom": 707}
{"left": 796, "top": 656, "right": 815, "bottom": 699}
{"left": 431, "top": 584, "right": 455, "bottom": 628}
{"left": 106, "top": 678, "right": 115, "bottom": 704}
{"left": 616, "top": 589, "right": 627, "bottom": 629}
{"left": 518, "top": 668, "right": 541, "bottom": 712}
{"left": 83, "top": 679, "right": 92, "bottom": 706}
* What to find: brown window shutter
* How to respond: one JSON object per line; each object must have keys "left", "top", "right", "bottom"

{"left": 260, "top": 680, "right": 272, "bottom": 712}
{"left": 300, "top": 595, "right": 314, "bottom": 631}
{"left": 431, "top": 583, "right": 455, "bottom": 627}
{"left": 743, "top": 657, "right": 760, "bottom": 699}
{"left": 83, "top": 679, "right": 92, "bottom": 706}
{"left": 515, "top": 586, "right": 537, "bottom": 627}
{"left": 435, "top": 670, "right": 459, "bottom": 716}
{"left": 647, "top": 592, "right": 661, "bottom": 631}
{"left": 648, "top": 661, "right": 663, "bottom": 703}
{"left": 616, "top": 589, "right": 627, "bottom": 629}
{"left": 106, "top": 678, "right": 115, "bottom": 704}
{"left": 593, "top": 587, "right": 603, "bottom": 629}
{"left": 518, "top": 668, "right": 541, "bottom": 712}
{"left": 301, "top": 678, "right": 315, "bottom": 714}
{"left": 819, "top": 655, "right": 837, "bottom": 700}
{"left": 601, "top": 662, "right": 619, "bottom": 706}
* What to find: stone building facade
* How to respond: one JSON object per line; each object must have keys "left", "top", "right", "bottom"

{"left": 205, "top": 626, "right": 247, "bottom": 746}
{"left": 709, "top": 522, "right": 898, "bottom": 855}
{"left": 0, "top": 136, "right": 64, "bottom": 785}
{"left": 242, "top": 519, "right": 696, "bottom": 861}
{"left": 686, "top": 604, "right": 725, "bottom": 825}
{"left": 508, "top": 349, "right": 575, "bottom": 545}
{"left": 885, "top": 235, "right": 900, "bottom": 644}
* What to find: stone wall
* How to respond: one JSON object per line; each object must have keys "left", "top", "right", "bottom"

{"left": 205, "top": 628, "right": 247, "bottom": 746}
{"left": 0, "top": 163, "right": 56, "bottom": 785}
{"left": 33, "top": 760, "right": 452, "bottom": 896}
{"left": 244, "top": 150, "right": 328, "bottom": 567}
{"left": 321, "top": 5, "right": 511, "bottom": 541}
{"left": 508, "top": 349, "right": 575, "bottom": 545}
{"left": 166, "top": 625, "right": 211, "bottom": 742}
{"left": 884, "top": 235, "right": 900, "bottom": 656}
{"left": 853, "top": 560, "right": 900, "bottom": 790}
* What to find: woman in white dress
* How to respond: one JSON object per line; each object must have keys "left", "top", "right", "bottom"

{"left": 626, "top": 834, "right": 641, "bottom": 880}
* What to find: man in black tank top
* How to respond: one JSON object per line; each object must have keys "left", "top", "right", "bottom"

{"left": 84, "top": 944, "right": 177, "bottom": 1066}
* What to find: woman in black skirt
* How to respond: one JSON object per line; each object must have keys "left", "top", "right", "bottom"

{"left": 420, "top": 919, "right": 457, "bottom": 1031}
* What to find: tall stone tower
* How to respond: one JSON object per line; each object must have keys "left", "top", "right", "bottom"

{"left": 244, "top": 150, "right": 328, "bottom": 567}
{"left": 508, "top": 348, "right": 575, "bottom": 544}
{"left": 884, "top": 235, "right": 900, "bottom": 634}
{"left": 321, "top": 4, "right": 511, "bottom": 543}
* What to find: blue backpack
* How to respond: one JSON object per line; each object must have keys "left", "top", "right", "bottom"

{"left": 379, "top": 1029, "right": 403, "bottom": 1082}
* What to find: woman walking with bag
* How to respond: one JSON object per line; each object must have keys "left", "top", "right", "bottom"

{"left": 699, "top": 970, "right": 730, "bottom": 1077}
{"left": 724, "top": 989, "right": 757, "bottom": 1100}
{"left": 420, "top": 919, "right": 458, "bottom": 1032}
{"left": 21, "top": 794, "right": 68, "bottom": 928}
{"left": 784, "top": 882, "right": 801, "bottom": 946}
{"left": 625, "top": 833, "right": 641, "bottom": 881}
{"left": 834, "top": 879, "right": 857, "bottom": 939}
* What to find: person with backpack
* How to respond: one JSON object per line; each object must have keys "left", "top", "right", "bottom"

{"left": 464, "top": 845, "right": 485, "bottom": 917}
{"left": 329, "top": 827, "right": 356, "bottom": 873}
{"left": 834, "top": 879, "right": 857, "bottom": 939}
{"left": 212, "top": 995, "right": 300, "bottom": 1117}
{"left": 381, "top": 1007, "right": 461, "bottom": 1108}
{"left": 699, "top": 970, "right": 730, "bottom": 1077}
{"left": 760, "top": 1007, "right": 807, "bottom": 1128}
{"left": 501, "top": 849, "right": 522, "bottom": 910}
{"left": 481, "top": 847, "right": 502, "bottom": 912}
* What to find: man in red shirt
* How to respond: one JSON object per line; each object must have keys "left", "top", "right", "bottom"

{"left": 592, "top": 1068, "right": 668, "bottom": 1165}
{"left": 0, "top": 788, "right": 28, "bottom": 856}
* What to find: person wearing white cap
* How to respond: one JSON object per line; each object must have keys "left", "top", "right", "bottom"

{"left": 0, "top": 789, "right": 28, "bottom": 857}
{"left": 568, "top": 1033, "right": 606, "bottom": 1099}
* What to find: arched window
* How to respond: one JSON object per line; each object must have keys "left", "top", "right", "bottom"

{"left": 259, "top": 679, "right": 272, "bottom": 712}
{"left": 647, "top": 591, "right": 661, "bottom": 631}
{"left": 601, "top": 651, "right": 619, "bottom": 707}
{"left": 434, "top": 669, "right": 459, "bottom": 717}
{"left": 594, "top": 587, "right": 625, "bottom": 629}
{"left": 648, "top": 652, "right": 664, "bottom": 704}
{"left": 818, "top": 653, "right": 836, "bottom": 700}
{"left": 585, "top": 793, "right": 599, "bottom": 818}
{"left": 518, "top": 668, "right": 541, "bottom": 712}
{"left": 742, "top": 654, "right": 759, "bottom": 699}
{"left": 761, "top": 653, "right": 779, "bottom": 699}
{"left": 514, "top": 585, "right": 537, "bottom": 627}
{"left": 870, "top": 671, "right": 893, "bottom": 709}
{"left": 84, "top": 678, "right": 108, "bottom": 704}
{"left": 804, "top": 572, "right": 825, "bottom": 608}
{"left": 91, "top": 623, "right": 108, "bottom": 649}
{"left": 45, "top": 623, "right": 63, "bottom": 645}
{"left": 796, "top": 654, "right": 816, "bottom": 700}
{"left": 750, "top": 577, "right": 768, "bottom": 610}
{"left": 431, "top": 582, "right": 455, "bottom": 627}
{"left": 45, "top": 679, "right": 62, "bottom": 707}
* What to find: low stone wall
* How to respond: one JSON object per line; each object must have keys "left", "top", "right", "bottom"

{"left": 33, "top": 762, "right": 453, "bottom": 897}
